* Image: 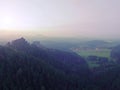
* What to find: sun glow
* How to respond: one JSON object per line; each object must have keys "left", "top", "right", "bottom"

{"left": 0, "top": 16, "right": 16, "bottom": 29}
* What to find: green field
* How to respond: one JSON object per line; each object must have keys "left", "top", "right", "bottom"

{"left": 77, "top": 49, "right": 111, "bottom": 58}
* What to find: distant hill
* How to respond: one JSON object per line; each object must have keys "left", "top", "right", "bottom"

{"left": 84, "top": 40, "right": 109, "bottom": 47}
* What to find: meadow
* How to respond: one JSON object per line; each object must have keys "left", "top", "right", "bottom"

{"left": 77, "top": 49, "right": 111, "bottom": 58}
{"left": 76, "top": 49, "right": 112, "bottom": 68}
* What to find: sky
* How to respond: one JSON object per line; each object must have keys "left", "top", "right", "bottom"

{"left": 0, "top": 0, "right": 120, "bottom": 40}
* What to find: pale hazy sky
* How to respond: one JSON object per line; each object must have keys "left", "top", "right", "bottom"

{"left": 0, "top": 0, "right": 120, "bottom": 40}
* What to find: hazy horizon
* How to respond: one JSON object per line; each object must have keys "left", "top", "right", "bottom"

{"left": 0, "top": 0, "right": 120, "bottom": 40}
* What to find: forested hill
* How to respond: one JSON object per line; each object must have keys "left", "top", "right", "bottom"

{"left": 1, "top": 38, "right": 120, "bottom": 90}
{"left": 0, "top": 38, "right": 90, "bottom": 90}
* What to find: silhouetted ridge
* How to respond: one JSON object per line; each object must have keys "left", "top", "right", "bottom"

{"left": 1, "top": 38, "right": 93, "bottom": 89}
{"left": 11, "top": 37, "right": 29, "bottom": 46}
{"left": 7, "top": 37, "right": 30, "bottom": 52}
{"left": 7, "top": 38, "right": 90, "bottom": 76}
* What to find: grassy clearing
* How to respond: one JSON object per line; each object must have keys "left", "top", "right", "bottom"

{"left": 76, "top": 49, "right": 112, "bottom": 68}
{"left": 77, "top": 49, "right": 111, "bottom": 58}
